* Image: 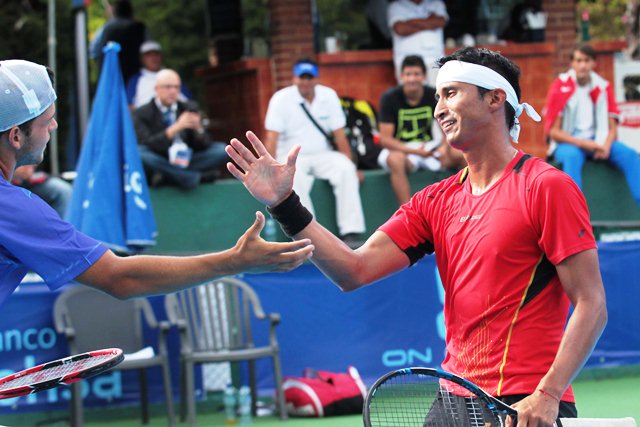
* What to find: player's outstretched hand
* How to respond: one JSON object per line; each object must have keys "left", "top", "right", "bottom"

{"left": 232, "top": 211, "right": 314, "bottom": 273}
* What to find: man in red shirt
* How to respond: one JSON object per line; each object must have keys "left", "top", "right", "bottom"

{"left": 226, "top": 47, "right": 607, "bottom": 427}
{"left": 544, "top": 43, "right": 640, "bottom": 205}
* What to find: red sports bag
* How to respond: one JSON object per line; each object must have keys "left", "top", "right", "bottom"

{"left": 283, "top": 366, "right": 367, "bottom": 417}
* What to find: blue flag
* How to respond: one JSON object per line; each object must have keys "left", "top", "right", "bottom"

{"left": 67, "top": 42, "right": 157, "bottom": 254}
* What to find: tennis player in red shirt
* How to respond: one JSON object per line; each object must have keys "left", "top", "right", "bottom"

{"left": 227, "top": 47, "right": 607, "bottom": 427}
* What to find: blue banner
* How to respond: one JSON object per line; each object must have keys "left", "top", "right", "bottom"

{"left": 242, "top": 257, "right": 446, "bottom": 390}
{"left": 589, "top": 240, "right": 640, "bottom": 367}
{"left": 0, "top": 282, "right": 178, "bottom": 414}
{"left": 67, "top": 42, "right": 157, "bottom": 254}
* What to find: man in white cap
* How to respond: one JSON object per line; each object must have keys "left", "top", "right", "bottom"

{"left": 263, "top": 58, "right": 366, "bottom": 246}
{"left": 0, "top": 59, "right": 314, "bottom": 308}
{"left": 226, "top": 47, "right": 607, "bottom": 426}
{"left": 126, "top": 40, "right": 192, "bottom": 109}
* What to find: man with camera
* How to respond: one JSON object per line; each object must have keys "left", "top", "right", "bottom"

{"left": 133, "top": 68, "right": 227, "bottom": 189}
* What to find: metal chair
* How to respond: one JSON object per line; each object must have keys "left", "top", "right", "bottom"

{"left": 164, "top": 276, "right": 287, "bottom": 427}
{"left": 53, "top": 285, "right": 175, "bottom": 427}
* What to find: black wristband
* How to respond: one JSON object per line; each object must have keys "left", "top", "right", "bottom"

{"left": 266, "top": 191, "right": 313, "bottom": 236}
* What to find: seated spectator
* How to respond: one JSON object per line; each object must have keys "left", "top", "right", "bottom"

{"left": 126, "top": 40, "right": 192, "bottom": 109}
{"left": 264, "top": 58, "right": 366, "bottom": 246}
{"left": 12, "top": 165, "right": 72, "bottom": 218}
{"left": 544, "top": 43, "right": 640, "bottom": 206}
{"left": 133, "top": 69, "right": 228, "bottom": 190}
{"left": 378, "top": 55, "right": 464, "bottom": 205}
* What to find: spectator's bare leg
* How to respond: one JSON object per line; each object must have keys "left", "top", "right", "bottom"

{"left": 388, "top": 150, "right": 412, "bottom": 205}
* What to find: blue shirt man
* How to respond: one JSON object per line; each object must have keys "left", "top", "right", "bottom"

{"left": 0, "top": 59, "right": 313, "bottom": 308}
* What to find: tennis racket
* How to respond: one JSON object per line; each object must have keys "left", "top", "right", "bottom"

{"left": 0, "top": 348, "right": 124, "bottom": 399}
{"left": 363, "top": 367, "right": 518, "bottom": 427}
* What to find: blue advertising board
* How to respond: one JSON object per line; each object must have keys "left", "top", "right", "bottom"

{"left": 0, "top": 282, "right": 176, "bottom": 414}
{"left": 1, "top": 242, "right": 639, "bottom": 414}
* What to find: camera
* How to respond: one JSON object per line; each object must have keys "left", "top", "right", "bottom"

{"left": 184, "top": 100, "right": 199, "bottom": 113}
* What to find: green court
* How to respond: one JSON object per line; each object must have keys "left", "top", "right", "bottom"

{"left": 3, "top": 372, "right": 637, "bottom": 426}
{"left": 89, "top": 374, "right": 640, "bottom": 426}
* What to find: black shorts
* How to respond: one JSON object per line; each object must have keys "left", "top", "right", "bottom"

{"left": 422, "top": 392, "right": 577, "bottom": 426}
{"left": 501, "top": 394, "right": 578, "bottom": 421}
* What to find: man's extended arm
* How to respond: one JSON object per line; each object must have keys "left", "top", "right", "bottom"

{"left": 225, "top": 131, "right": 410, "bottom": 291}
{"left": 77, "top": 212, "right": 314, "bottom": 299}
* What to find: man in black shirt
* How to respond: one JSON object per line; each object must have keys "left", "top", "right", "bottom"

{"left": 94, "top": 0, "right": 147, "bottom": 83}
{"left": 378, "top": 55, "right": 464, "bottom": 204}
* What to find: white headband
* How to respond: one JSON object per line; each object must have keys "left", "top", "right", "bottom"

{"left": 436, "top": 60, "right": 540, "bottom": 142}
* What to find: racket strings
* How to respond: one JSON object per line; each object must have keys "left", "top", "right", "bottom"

{"left": 0, "top": 353, "right": 113, "bottom": 390}
{"left": 465, "top": 395, "right": 488, "bottom": 427}
{"left": 439, "top": 388, "right": 461, "bottom": 421}
{"left": 367, "top": 373, "right": 505, "bottom": 427}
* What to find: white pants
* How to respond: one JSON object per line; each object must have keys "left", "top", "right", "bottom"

{"left": 289, "top": 151, "right": 366, "bottom": 236}
{"left": 377, "top": 141, "right": 442, "bottom": 172}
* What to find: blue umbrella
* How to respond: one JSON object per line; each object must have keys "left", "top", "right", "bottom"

{"left": 67, "top": 42, "right": 157, "bottom": 254}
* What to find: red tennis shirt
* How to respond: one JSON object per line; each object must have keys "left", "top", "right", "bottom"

{"left": 379, "top": 151, "right": 597, "bottom": 402}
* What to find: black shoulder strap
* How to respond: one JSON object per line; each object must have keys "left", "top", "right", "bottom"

{"left": 513, "top": 153, "right": 532, "bottom": 173}
{"left": 300, "top": 102, "right": 336, "bottom": 148}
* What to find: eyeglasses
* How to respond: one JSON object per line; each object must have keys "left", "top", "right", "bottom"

{"left": 157, "top": 84, "right": 180, "bottom": 90}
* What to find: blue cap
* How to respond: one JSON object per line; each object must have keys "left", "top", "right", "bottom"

{"left": 293, "top": 62, "right": 318, "bottom": 78}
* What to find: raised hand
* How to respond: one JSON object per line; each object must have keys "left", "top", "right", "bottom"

{"left": 226, "top": 131, "right": 300, "bottom": 207}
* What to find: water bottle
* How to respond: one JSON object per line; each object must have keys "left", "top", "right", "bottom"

{"left": 264, "top": 216, "right": 277, "bottom": 241}
{"left": 238, "top": 386, "right": 252, "bottom": 424}
{"left": 223, "top": 384, "right": 237, "bottom": 425}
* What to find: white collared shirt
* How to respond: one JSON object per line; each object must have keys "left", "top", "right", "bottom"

{"left": 388, "top": 0, "right": 448, "bottom": 64}
{"left": 265, "top": 84, "right": 346, "bottom": 160}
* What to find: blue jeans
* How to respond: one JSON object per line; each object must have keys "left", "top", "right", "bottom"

{"left": 138, "top": 143, "right": 228, "bottom": 189}
{"left": 554, "top": 140, "right": 640, "bottom": 206}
